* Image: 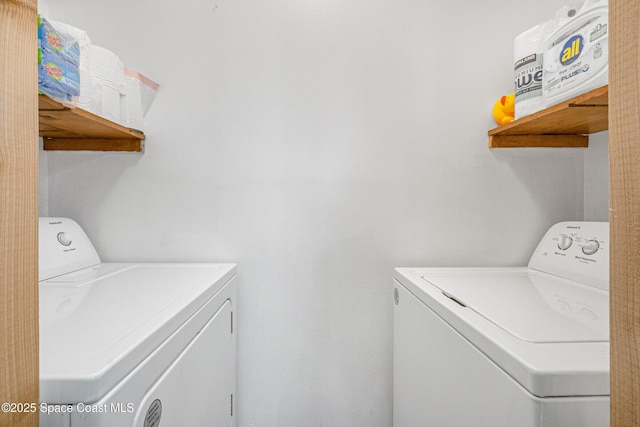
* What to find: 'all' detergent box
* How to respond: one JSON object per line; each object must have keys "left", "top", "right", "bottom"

{"left": 542, "top": 0, "right": 608, "bottom": 107}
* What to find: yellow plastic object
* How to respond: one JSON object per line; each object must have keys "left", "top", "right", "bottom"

{"left": 492, "top": 94, "right": 515, "bottom": 125}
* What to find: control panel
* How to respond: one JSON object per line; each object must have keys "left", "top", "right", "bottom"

{"left": 528, "top": 221, "right": 609, "bottom": 291}
{"left": 39, "top": 217, "right": 101, "bottom": 281}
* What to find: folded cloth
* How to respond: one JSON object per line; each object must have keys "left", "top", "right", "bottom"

{"left": 100, "top": 85, "right": 122, "bottom": 123}
{"left": 89, "top": 45, "right": 126, "bottom": 94}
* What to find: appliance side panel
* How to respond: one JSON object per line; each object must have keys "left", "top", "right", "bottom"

{"left": 393, "top": 281, "right": 610, "bottom": 427}
{"left": 393, "top": 281, "right": 540, "bottom": 427}
{"left": 541, "top": 397, "right": 610, "bottom": 426}
{"left": 56, "top": 283, "right": 236, "bottom": 427}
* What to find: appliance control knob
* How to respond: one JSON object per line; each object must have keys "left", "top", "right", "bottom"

{"left": 582, "top": 239, "right": 600, "bottom": 256}
{"left": 557, "top": 235, "right": 573, "bottom": 250}
{"left": 57, "top": 232, "right": 73, "bottom": 246}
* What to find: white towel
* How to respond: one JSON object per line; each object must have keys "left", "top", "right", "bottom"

{"left": 89, "top": 45, "right": 126, "bottom": 94}
{"left": 100, "top": 85, "right": 121, "bottom": 123}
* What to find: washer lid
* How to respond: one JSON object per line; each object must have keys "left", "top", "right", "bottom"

{"left": 39, "top": 262, "right": 236, "bottom": 404}
{"left": 422, "top": 270, "right": 608, "bottom": 343}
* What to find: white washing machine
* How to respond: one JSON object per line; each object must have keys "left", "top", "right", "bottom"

{"left": 38, "top": 217, "right": 237, "bottom": 427}
{"left": 393, "top": 221, "right": 610, "bottom": 427}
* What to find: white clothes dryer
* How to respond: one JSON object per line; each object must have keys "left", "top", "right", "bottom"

{"left": 393, "top": 221, "right": 609, "bottom": 427}
{"left": 38, "top": 217, "right": 237, "bottom": 427}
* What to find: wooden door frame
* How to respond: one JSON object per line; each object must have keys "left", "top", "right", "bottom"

{"left": 0, "top": 0, "right": 638, "bottom": 426}
{"left": 0, "top": 0, "right": 40, "bottom": 426}
{"left": 609, "top": 0, "right": 640, "bottom": 425}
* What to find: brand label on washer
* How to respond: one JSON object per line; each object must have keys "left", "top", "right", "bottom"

{"left": 144, "top": 399, "right": 162, "bottom": 427}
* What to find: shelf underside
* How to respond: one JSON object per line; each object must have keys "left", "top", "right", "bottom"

{"left": 38, "top": 95, "right": 145, "bottom": 152}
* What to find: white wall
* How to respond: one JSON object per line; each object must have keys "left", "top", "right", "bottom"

{"left": 584, "top": 131, "right": 610, "bottom": 221}
{"left": 40, "top": 0, "right": 608, "bottom": 425}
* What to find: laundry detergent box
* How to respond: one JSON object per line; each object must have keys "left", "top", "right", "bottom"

{"left": 542, "top": 0, "right": 608, "bottom": 107}
{"left": 38, "top": 15, "right": 81, "bottom": 103}
{"left": 514, "top": 20, "right": 553, "bottom": 119}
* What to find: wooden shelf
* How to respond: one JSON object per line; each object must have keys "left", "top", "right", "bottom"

{"left": 38, "top": 95, "right": 145, "bottom": 152}
{"left": 488, "top": 85, "right": 608, "bottom": 148}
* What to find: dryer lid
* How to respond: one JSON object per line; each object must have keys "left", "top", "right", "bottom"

{"left": 422, "top": 270, "right": 609, "bottom": 343}
{"left": 39, "top": 262, "right": 236, "bottom": 404}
